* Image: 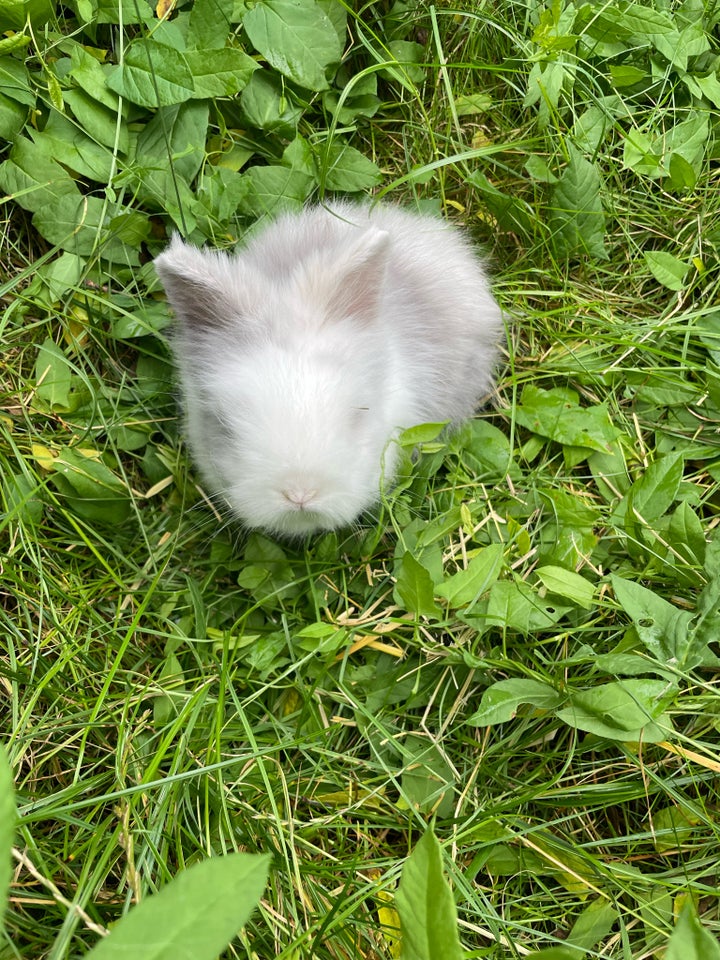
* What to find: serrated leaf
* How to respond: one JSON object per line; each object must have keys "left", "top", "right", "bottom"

{"left": 550, "top": 147, "right": 607, "bottom": 259}
{"left": 85, "top": 853, "right": 269, "bottom": 959}
{"left": 394, "top": 552, "right": 441, "bottom": 619}
{"left": 106, "top": 39, "right": 194, "bottom": 107}
{"left": 395, "top": 830, "right": 463, "bottom": 960}
{"left": 465, "top": 679, "right": 563, "bottom": 726}
{"left": 436, "top": 544, "right": 504, "bottom": 608}
{"left": 557, "top": 680, "right": 675, "bottom": 742}
{"left": 243, "top": 0, "right": 343, "bottom": 91}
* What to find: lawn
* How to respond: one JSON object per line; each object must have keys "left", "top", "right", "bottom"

{"left": 2, "top": 0, "right": 720, "bottom": 957}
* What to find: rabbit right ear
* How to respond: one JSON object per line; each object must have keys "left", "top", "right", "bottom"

{"left": 154, "top": 236, "right": 241, "bottom": 330}
{"left": 325, "top": 227, "right": 390, "bottom": 327}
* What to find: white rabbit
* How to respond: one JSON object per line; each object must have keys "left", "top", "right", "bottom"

{"left": 154, "top": 202, "right": 503, "bottom": 536}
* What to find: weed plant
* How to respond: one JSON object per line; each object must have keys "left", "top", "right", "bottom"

{"left": 2, "top": 0, "right": 720, "bottom": 957}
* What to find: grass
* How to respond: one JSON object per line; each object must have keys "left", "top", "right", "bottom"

{"left": 2, "top": 0, "right": 720, "bottom": 957}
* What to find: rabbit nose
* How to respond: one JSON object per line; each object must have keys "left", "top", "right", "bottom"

{"left": 281, "top": 487, "right": 319, "bottom": 510}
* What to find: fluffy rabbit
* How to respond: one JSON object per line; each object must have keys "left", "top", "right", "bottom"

{"left": 154, "top": 202, "right": 502, "bottom": 536}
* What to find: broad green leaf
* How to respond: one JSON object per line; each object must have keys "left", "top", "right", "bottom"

{"left": 557, "top": 679, "right": 675, "bottom": 742}
{"left": 435, "top": 544, "right": 504, "bottom": 608}
{"left": 69, "top": 45, "right": 120, "bottom": 111}
{"left": 385, "top": 40, "right": 425, "bottom": 84}
{"left": 484, "top": 579, "right": 571, "bottom": 633}
{"left": 666, "top": 901, "right": 720, "bottom": 960}
{"left": 238, "top": 165, "right": 313, "bottom": 217}
{"left": 49, "top": 447, "right": 132, "bottom": 525}
{"left": 106, "top": 39, "right": 194, "bottom": 107}
{"left": 319, "top": 142, "right": 382, "bottom": 191}
{"left": 454, "top": 92, "right": 492, "bottom": 116}
{"left": 668, "top": 502, "right": 706, "bottom": 567}
{"left": 85, "top": 853, "right": 270, "bottom": 959}
{"left": 614, "top": 452, "right": 684, "bottom": 529}
{"left": 33, "top": 339, "right": 73, "bottom": 412}
{"left": 243, "top": 0, "right": 343, "bottom": 91}
{"left": 0, "top": 56, "right": 35, "bottom": 106}
{"left": 400, "top": 734, "right": 455, "bottom": 817}
{"left": 31, "top": 113, "right": 114, "bottom": 183}
{"left": 186, "top": 0, "right": 234, "bottom": 49}
{"left": 32, "top": 193, "right": 135, "bottom": 262}
{"left": 611, "top": 574, "right": 693, "bottom": 665}
{"left": 0, "top": 743, "right": 15, "bottom": 932}
{"left": 0, "top": 136, "right": 79, "bottom": 214}
{"left": 395, "top": 830, "right": 463, "bottom": 960}
{"left": 97, "top": 0, "right": 153, "bottom": 23}
{"left": 610, "top": 64, "right": 648, "bottom": 87}
{"left": 566, "top": 899, "right": 619, "bottom": 951}
{"left": 465, "top": 679, "right": 563, "bottom": 726}
{"left": 394, "top": 552, "right": 441, "bottom": 619}
{"left": 64, "top": 90, "right": 129, "bottom": 152}
{"left": 550, "top": 147, "right": 607, "bottom": 259}
{"left": 616, "top": 3, "right": 674, "bottom": 35}
{"left": 668, "top": 153, "right": 697, "bottom": 191}
{"left": 0, "top": 93, "right": 27, "bottom": 140}
{"left": 515, "top": 385, "right": 620, "bottom": 453}
{"left": 0, "top": 0, "right": 55, "bottom": 30}
{"left": 240, "top": 70, "right": 302, "bottom": 134}
{"left": 645, "top": 251, "right": 689, "bottom": 291}
{"left": 695, "top": 72, "right": 720, "bottom": 109}
{"left": 536, "top": 565, "right": 595, "bottom": 610}
{"left": 186, "top": 48, "right": 258, "bottom": 99}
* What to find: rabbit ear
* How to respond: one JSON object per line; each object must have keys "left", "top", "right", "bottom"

{"left": 154, "top": 236, "right": 241, "bottom": 330}
{"left": 322, "top": 227, "right": 391, "bottom": 326}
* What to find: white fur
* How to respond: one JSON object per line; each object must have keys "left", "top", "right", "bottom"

{"left": 154, "top": 202, "right": 503, "bottom": 536}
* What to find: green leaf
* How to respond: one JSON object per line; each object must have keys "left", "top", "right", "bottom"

{"left": 435, "top": 543, "right": 504, "bottom": 609}
{"left": 0, "top": 136, "right": 79, "bottom": 214}
{"left": 106, "top": 39, "right": 194, "bottom": 107}
{"left": 566, "top": 898, "right": 619, "bottom": 952}
{"left": 319, "top": 142, "right": 382, "bottom": 191}
{"left": 33, "top": 339, "right": 73, "bottom": 412}
{"left": 616, "top": 3, "right": 675, "bottom": 36}
{"left": 49, "top": 447, "right": 132, "bottom": 525}
{"left": 614, "top": 452, "right": 684, "bottom": 528}
{"left": 186, "top": 0, "right": 234, "bottom": 49}
{"left": 243, "top": 0, "right": 343, "bottom": 91}
{"left": 0, "top": 55, "right": 34, "bottom": 106}
{"left": 645, "top": 251, "right": 690, "bottom": 291}
{"left": 240, "top": 70, "right": 302, "bottom": 134}
{"left": 536, "top": 565, "right": 595, "bottom": 610}
{"left": 64, "top": 90, "right": 129, "bottom": 152}
{"left": 666, "top": 901, "right": 720, "bottom": 960}
{"left": 69, "top": 45, "right": 120, "bottom": 111}
{"left": 186, "top": 48, "right": 258, "bottom": 99}
{"left": 465, "top": 679, "right": 564, "bottom": 726}
{"left": 550, "top": 147, "right": 607, "bottom": 259}
{"left": 515, "top": 385, "right": 620, "bottom": 454}
{"left": 3, "top": 473, "right": 45, "bottom": 526}
{"left": 485, "top": 579, "right": 571, "bottom": 633}
{"left": 0, "top": 743, "right": 15, "bottom": 933}
{"left": 85, "top": 853, "right": 270, "bottom": 959}
{"left": 395, "top": 830, "right": 463, "bottom": 960}
{"left": 0, "top": 93, "right": 27, "bottom": 140}
{"left": 238, "top": 165, "right": 313, "bottom": 217}
{"left": 400, "top": 734, "right": 455, "bottom": 817}
{"left": 0, "top": 0, "right": 55, "bottom": 30}
{"left": 556, "top": 679, "right": 675, "bottom": 742}
{"left": 394, "top": 552, "right": 441, "bottom": 619}
{"left": 454, "top": 92, "right": 492, "bottom": 116}
{"left": 31, "top": 112, "right": 114, "bottom": 183}
{"left": 611, "top": 574, "right": 694, "bottom": 665}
